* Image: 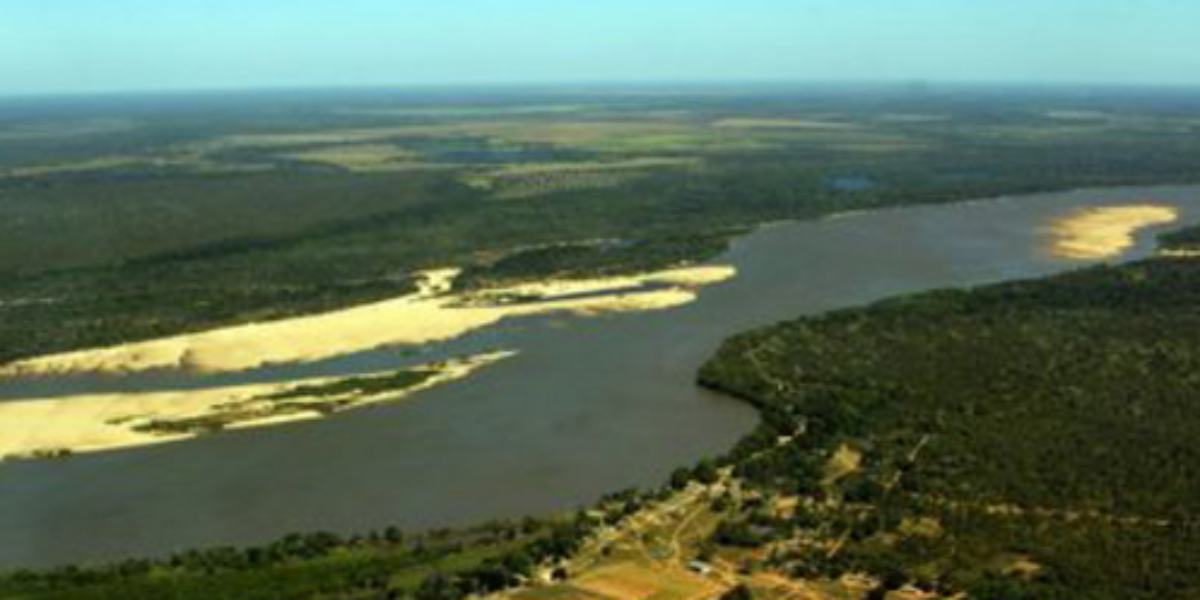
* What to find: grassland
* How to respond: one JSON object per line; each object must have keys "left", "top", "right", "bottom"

{"left": 462, "top": 157, "right": 700, "bottom": 199}
{"left": 282, "top": 144, "right": 423, "bottom": 172}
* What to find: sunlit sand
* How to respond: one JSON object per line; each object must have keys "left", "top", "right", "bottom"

{"left": 0, "top": 265, "right": 735, "bottom": 377}
{"left": 1045, "top": 205, "right": 1178, "bottom": 259}
{"left": 0, "top": 352, "right": 513, "bottom": 461}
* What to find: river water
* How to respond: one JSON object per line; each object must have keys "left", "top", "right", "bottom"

{"left": 2, "top": 185, "right": 1198, "bottom": 567}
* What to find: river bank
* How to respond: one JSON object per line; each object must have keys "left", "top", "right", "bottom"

{"left": 2, "top": 186, "right": 1198, "bottom": 567}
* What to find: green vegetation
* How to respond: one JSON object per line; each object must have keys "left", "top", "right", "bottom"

{"left": 0, "top": 484, "right": 688, "bottom": 600}
{"left": 0, "top": 516, "right": 599, "bottom": 600}
{"left": 1158, "top": 225, "right": 1200, "bottom": 252}
{"left": 260, "top": 369, "right": 435, "bottom": 402}
{"left": 453, "top": 231, "right": 737, "bottom": 291}
{"left": 7, "top": 88, "right": 1200, "bottom": 598}
{"left": 462, "top": 158, "right": 699, "bottom": 199}
{"left": 132, "top": 368, "right": 438, "bottom": 437}
{"left": 16, "top": 245, "right": 1200, "bottom": 599}
{"left": 695, "top": 231, "right": 1200, "bottom": 599}
{"left": 5, "top": 88, "right": 1200, "bottom": 365}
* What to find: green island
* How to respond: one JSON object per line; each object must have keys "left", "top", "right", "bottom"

{"left": 131, "top": 368, "right": 438, "bottom": 437}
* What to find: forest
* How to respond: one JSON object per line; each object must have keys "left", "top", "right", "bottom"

{"left": 696, "top": 228, "right": 1200, "bottom": 599}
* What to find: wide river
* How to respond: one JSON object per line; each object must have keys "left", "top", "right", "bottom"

{"left": 2, "top": 186, "right": 1199, "bottom": 567}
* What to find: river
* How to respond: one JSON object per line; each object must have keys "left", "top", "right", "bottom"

{"left": 1, "top": 185, "right": 1198, "bottom": 567}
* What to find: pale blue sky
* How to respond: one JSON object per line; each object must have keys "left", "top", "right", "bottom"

{"left": 2, "top": 0, "right": 1199, "bottom": 95}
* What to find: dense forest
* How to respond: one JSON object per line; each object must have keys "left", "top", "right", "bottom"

{"left": 696, "top": 230, "right": 1200, "bottom": 599}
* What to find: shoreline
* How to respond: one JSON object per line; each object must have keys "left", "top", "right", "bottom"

{"left": 5, "top": 182, "right": 1198, "bottom": 379}
{"left": 0, "top": 192, "right": 1188, "bottom": 464}
{"left": 0, "top": 265, "right": 735, "bottom": 379}
{"left": 0, "top": 351, "right": 515, "bottom": 462}
{"left": 2, "top": 184, "right": 1200, "bottom": 568}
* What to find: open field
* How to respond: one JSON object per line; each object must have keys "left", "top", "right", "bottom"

{"left": 571, "top": 562, "right": 723, "bottom": 600}
{"left": 283, "top": 143, "right": 422, "bottom": 172}
{"left": 463, "top": 157, "right": 701, "bottom": 199}
{"left": 508, "top": 481, "right": 734, "bottom": 600}
{"left": 712, "top": 118, "right": 862, "bottom": 130}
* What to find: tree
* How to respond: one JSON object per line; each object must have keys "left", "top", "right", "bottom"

{"left": 384, "top": 526, "right": 404, "bottom": 545}
{"left": 721, "top": 584, "right": 754, "bottom": 600}
{"left": 670, "top": 467, "right": 692, "bottom": 489}
{"left": 695, "top": 459, "right": 720, "bottom": 484}
{"left": 415, "top": 573, "right": 462, "bottom": 600}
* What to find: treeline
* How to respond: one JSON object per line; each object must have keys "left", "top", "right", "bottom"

{"left": 0, "top": 516, "right": 590, "bottom": 600}
{"left": 452, "top": 230, "right": 738, "bottom": 291}
{"left": 0, "top": 485, "right": 674, "bottom": 600}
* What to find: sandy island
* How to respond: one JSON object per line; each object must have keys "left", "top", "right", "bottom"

{"left": 0, "top": 264, "right": 735, "bottom": 378}
{"left": 0, "top": 351, "right": 513, "bottom": 461}
{"left": 1045, "top": 204, "right": 1179, "bottom": 260}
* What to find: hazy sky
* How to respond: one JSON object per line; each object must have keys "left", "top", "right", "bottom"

{"left": 4, "top": 0, "right": 1200, "bottom": 95}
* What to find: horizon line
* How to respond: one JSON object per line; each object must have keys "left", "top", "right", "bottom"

{"left": 5, "top": 78, "right": 1200, "bottom": 102}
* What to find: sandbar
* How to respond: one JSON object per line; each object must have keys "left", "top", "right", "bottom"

{"left": 1044, "top": 205, "right": 1178, "bottom": 260}
{"left": 0, "top": 265, "right": 734, "bottom": 377}
{"left": 0, "top": 351, "right": 513, "bottom": 461}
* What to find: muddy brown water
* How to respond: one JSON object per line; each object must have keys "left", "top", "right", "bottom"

{"left": 2, "top": 186, "right": 1199, "bottom": 568}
